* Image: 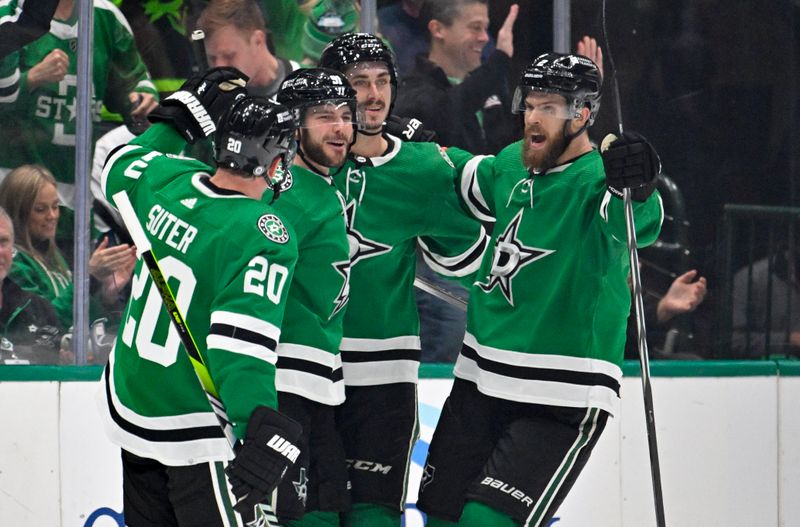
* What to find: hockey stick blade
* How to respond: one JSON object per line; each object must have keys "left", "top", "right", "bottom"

{"left": 413, "top": 275, "right": 467, "bottom": 311}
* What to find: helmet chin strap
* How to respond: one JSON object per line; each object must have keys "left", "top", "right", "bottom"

{"left": 357, "top": 122, "right": 385, "bottom": 137}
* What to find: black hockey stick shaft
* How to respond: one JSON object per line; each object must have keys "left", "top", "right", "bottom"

{"left": 191, "top": 29, "right": 208, "bottom": 74}
{"left": 602, "top": 1, "right": 667, "bottom": 525}
{"left": 414, "top": 275, "right": 467, "bottom": 310}
{"left": 112, "top": 190, "right": 274, "bottom": 527}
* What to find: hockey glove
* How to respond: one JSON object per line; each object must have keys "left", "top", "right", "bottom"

{"left": 225, "top": 406, "right": 302, "bottom": 515}
{"left": 148, "top": 67, "right": 249, "bottom": 144}
{"left": 384, "top": 115, "right": 438, "bottom": 142}
{"left": 601, "top": 132, "right": 661, "bottom": 202}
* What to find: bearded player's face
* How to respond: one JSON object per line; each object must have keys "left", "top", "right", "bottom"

{"left": 521, "top": 92, "right": 573, "bottom": 172}
{"left": 345, "top": 62, "right": 393, "bottom": 133}
{"left": 301, "top": 103, "right": 354, "bottom": 168}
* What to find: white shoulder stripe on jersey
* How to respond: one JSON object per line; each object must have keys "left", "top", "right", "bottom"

{"left": 210, "top": 311, "right": 281, "bottom": 342}
{"left": 463, "top": 332, "right": 622, "bottom": 378}
{"left": 96, "top": 0, "right": 135, "bottom": 33}
{"left": 277, "top": 342, "right": 342, "bottom": 368}
{"left": 417, "top": 227, "right": 487, "bottom": 277}
{"left": 100, "top": 144, "right": 141, "bottom": 200}
{"left": 340, "top": 335, "right": 421, "bottom": 352}
{"left": 460, "top": 155, "right": 494, "bottom": 222}
{"left": 207, "top": 335, "right": 278, "bottom": 364}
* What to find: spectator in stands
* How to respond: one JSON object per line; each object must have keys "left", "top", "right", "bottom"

{"left": 732, "top": 250, "right": 800, "bottom": 358}
{"left": 0, "top": 0, "right": 157, "bottom": 252}
{"left": 198, "top": 0, "right": 302, "bottom": 98}
{"left": 0, "top": 165, "right": 136, "bottom": 328}
{"left": 394, "top": 0, "right": 519, "bottom": 155}
{"left": 378, "top": 0, "right": 427, "bottom": 76}
{"left": 0, "top": 205, "right": 65, "bottom": 365}
{"left": 625, "top": 269, "right": 708, "bottom": 360}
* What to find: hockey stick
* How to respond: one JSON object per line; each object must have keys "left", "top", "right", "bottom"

{"left": 601, "top": 2, "right": 667, "bottom": 526}
{"left": 413, "top": 275, "right": 467, "bottom": 310}
{"left": 112, "top": 190, "right": 277, "bottom": 527}
{"left": 190, "top": 29, "right": 208, "bottom": 75}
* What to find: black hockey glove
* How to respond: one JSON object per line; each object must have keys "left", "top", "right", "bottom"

{"left": 384, "top": 115, "right": 438, "bottom": 142}
{"left": 225, "top": 406, "right": 302, "bottom": 515}
{"left": 148, "top": 67, "right": 249, "bottom": 144}
{"left": 601, "top": 132, "right": 661, "bottom": 202}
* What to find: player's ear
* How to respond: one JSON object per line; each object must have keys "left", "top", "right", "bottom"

{"left": 570, "top": 106, "right": 590, "bottom": 132}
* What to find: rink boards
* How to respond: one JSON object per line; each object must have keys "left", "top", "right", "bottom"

{"left": 0, "top": 361, "right": 797, "bottom": 527}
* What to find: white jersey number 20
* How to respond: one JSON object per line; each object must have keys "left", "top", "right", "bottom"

{"left": 122, "top": 256, "right": 196, "bottom": 367}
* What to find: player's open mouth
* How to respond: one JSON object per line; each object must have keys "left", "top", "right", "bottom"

{"left": 529, "top": 134, "right": 547, "bottom": 148}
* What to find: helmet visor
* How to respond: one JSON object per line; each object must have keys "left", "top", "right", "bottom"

{"left": 511, "top": 87, "right": 575, "bottom": 120}
{"left": 301, "top": 100, "right": 358, "bottom": 130}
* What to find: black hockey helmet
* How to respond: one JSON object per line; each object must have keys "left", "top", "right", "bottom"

{"left": 214, "top": 96, "right": 298, "bottom": 179}
{"left": 319, "top": 32, "right": 398, "bottom": 94}
{"left": 512, "top": 52, "right": 602, "bottom": 125}
{"left": 276, "top": 67, "right": 358, "bottom": 131}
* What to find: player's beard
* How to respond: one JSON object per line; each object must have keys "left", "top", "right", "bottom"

{"left": 302, "top": 132, "right": 349, "bottom": 168}
{"left": 358, "top": 96, "right": 387, "bottom": 133}
{"left": 522, "top": 124, "right": 567, "bottom": 173}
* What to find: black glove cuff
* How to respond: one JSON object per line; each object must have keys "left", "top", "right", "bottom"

{"left": 608, "top": 176, "right": 659, "bottom": 202}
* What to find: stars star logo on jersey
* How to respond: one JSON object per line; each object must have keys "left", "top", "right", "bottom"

{"left": 293, "top": 468, "right": 308, "bottom": 507}
{"left": 477, "top": 209, "right": 554, "bottom": 306}
{"left": 345, "top": 201, "right": 392, "bottom": 267}
{"left": 330, "top": 259, "right": 350, "bottom": 318}
{"left": 257, "top": 214, "right": 290, "bottom": 244}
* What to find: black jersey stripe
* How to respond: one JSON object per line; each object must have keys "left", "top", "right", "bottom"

{"left": 461, "top": 344, "right": 620, "bottom": 395}
{"left": 420, "top": 233, "right": 488, "bottom": 273}
{"left": 104, "top": 363, "right": 225, "bottom": 443}
{"left": 276, "top": 356, "right": 344, "bottom": 382}
{"left": 340, "top": 348, "right": 421, "bottom": 364}
{"left": 209, "top": 323, "right": 277, "bottom": 351}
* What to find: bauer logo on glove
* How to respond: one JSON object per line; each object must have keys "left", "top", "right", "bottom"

{"left": 601, "top": 131, "right": 661, "bottom": 202}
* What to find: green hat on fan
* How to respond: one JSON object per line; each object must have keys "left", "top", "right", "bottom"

{"left": 302, "top": 0, "right": 359, "bottom": 63}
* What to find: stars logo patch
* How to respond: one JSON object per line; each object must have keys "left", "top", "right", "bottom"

{"left": 257, "top": 214, "right": 290, "bottom": 244}
{"left": 477, "top": 209, "right": 554, "bottom": 306}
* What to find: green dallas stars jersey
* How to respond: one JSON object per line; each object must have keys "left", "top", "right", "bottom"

{"left": 449, "top": 142, "right": 663, "bottom": 417}
{"left": 0, "top": 0, "right": 156, "bottom": 200}
{"left": 98, "top": 123, "right": 297, "bottom": 466}
{"left": 332, "top": 134, "right": 488, "bottom": 386}
{"left": 270, "top": 165, "right": 350, "bottom": 405}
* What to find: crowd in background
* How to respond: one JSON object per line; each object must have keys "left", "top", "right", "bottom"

{"left": 0, "top": 0, "right": 797, "bottom": 365}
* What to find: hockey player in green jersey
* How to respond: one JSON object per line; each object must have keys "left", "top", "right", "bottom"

{"left": 318, "top": 33, "right": 489, "bottom": 527}
{"left": 0, "top": 0, "right": 158, "bottom": 203}
{"left": 417, "top": 54, "right": 664, "bottom": 527}
{"left": 269, "top": 68, "right": 355, "bottom": 525}
{"left": 98, "top": 67, "right": 304, "bottom": 526}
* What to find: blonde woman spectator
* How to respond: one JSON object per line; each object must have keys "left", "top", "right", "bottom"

{"left": 0, "top": 164, "right": 136, "bottom": 327}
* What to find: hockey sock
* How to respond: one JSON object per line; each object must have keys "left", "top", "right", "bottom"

{"left": 458, "top": 500, "right": 518, "bottom": 527}
{"left": 285, "top": 510, "right": 340, "bottom": 527}
{"left": 341, "top": 502, "right": 400, "bottom": 527}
